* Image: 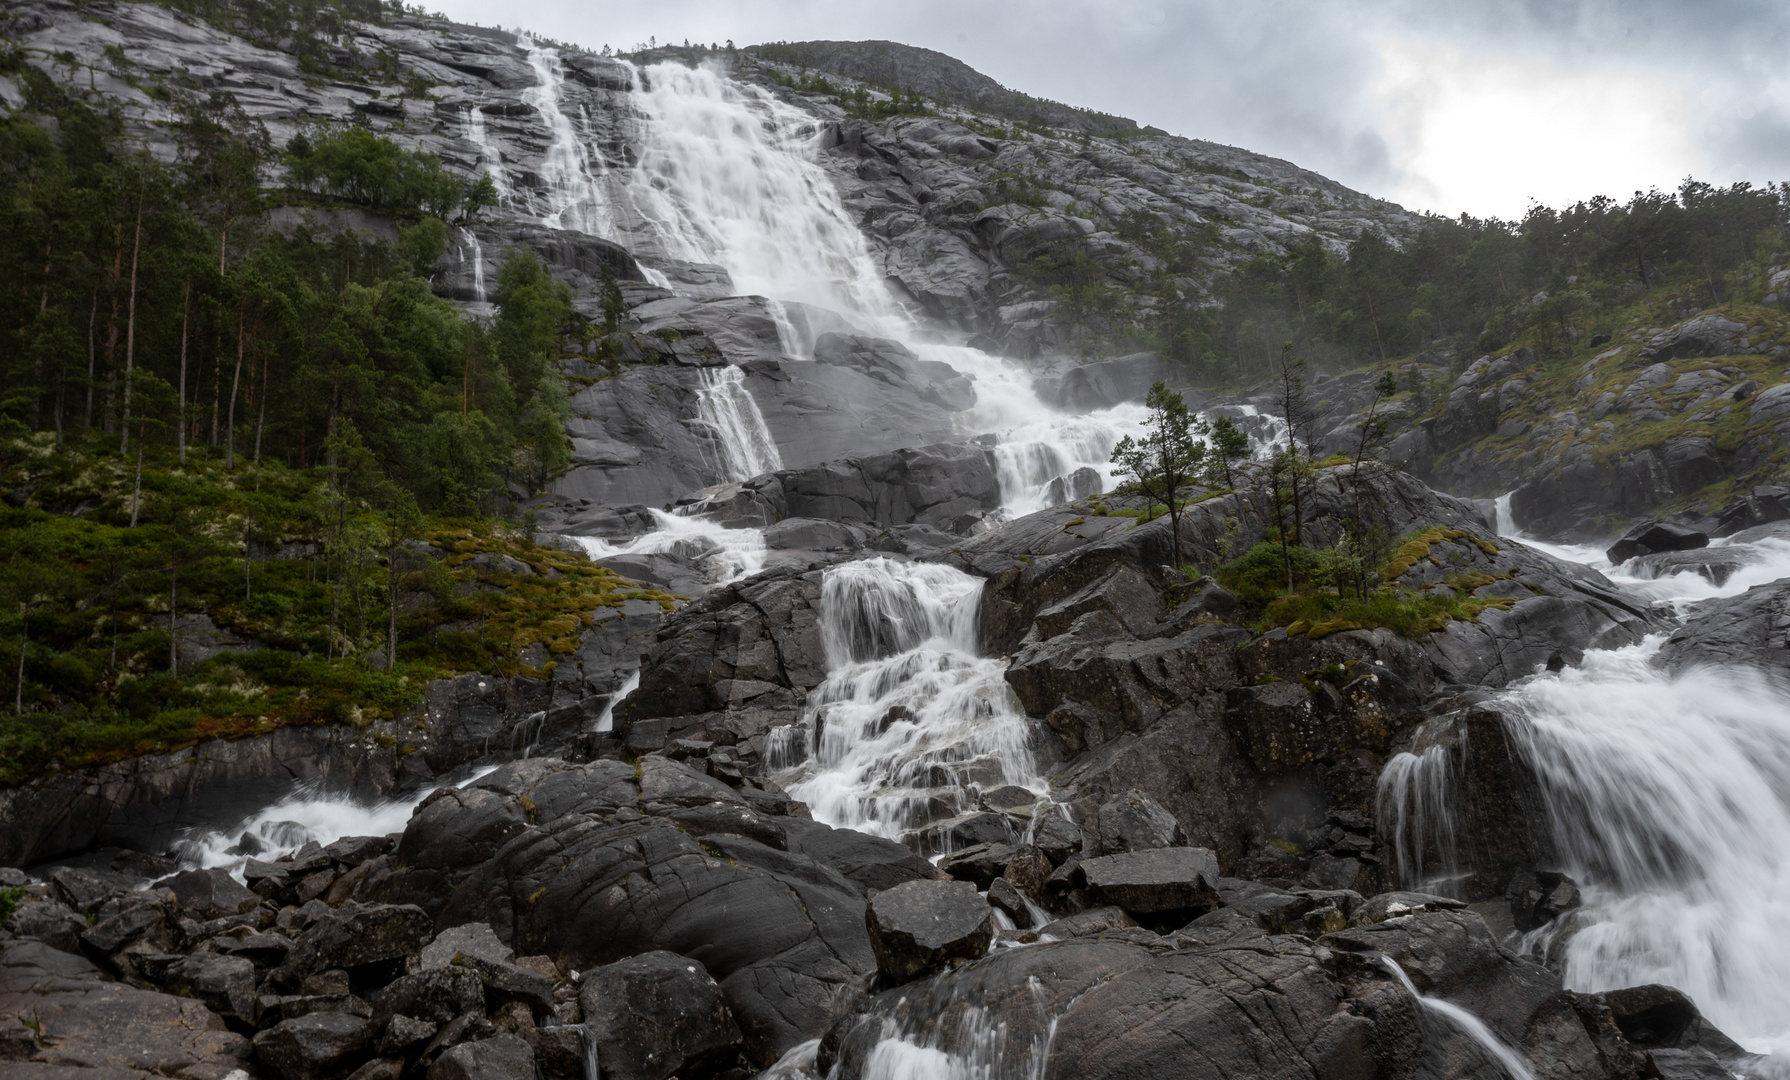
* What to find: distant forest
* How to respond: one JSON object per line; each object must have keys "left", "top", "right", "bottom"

{"left": 1123, "top": 181, "right": 1790, "bottom": 380}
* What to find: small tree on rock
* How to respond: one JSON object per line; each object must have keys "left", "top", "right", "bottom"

{"left": 1111, "top": 381, "right": 1206, "bottom": 562}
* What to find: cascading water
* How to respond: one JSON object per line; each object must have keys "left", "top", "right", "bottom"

{"left": 463, "top": 101, "right": 511, "bottom": 204}
{"left": 573, "top": 508, "right": 768, "bottom": 586}
{"left": 768, "top": 558, "right": 1045, "bottom": 845}
{"left": 174, "top": 765, "right": 498, "bottom": 879}
{"left": 458, "top": 227, "right": 488, "bottom": 303}
{"left": 1377, "top": 956, "right": 1539, "bottom": 1080}
{"left": 522, "top": 40, "right": 611, "bottom": 236}
{"left": 1378, "top": 526, "right": 1790, "bottom": 1059}
{"left": 694, "top": 365, "right": 783, "bottom": 481}
{"left": 593, "top": 60, "right": 1154, "bottom": 515}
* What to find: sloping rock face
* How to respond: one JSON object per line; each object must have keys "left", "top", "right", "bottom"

{"left": 619, "top": 566, "right": 828, "bottom": 760}
{"left": 1654, "top": 579, "right": 1790, "bottom": 675}
{"left": 354, "top": 756, "right": 924, "bottom": 1066}
{"left": 691, "top": 442, "right": 1002, "bottom": 535}
{"left": 1362, "top": 313, "right": 1790, "bottom": 540}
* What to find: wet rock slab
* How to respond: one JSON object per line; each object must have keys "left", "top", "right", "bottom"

{"left": 1077, "top": 846, "right": 1221, "bottom": 915}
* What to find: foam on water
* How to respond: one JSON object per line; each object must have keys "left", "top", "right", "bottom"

{"left": 573, "top": 507, "right": 767, "bottom": 586}
{"left": 175, "top": 765, "right": 499, "bottom": 880}
{"left": 1383, "top": 502, "right": 1790, "bottom": 1058}
{"left": 768, "top": 557, "right": 1044, "bottom": 845}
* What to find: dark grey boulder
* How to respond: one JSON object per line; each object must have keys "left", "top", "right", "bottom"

{"left": 1597, "top": 983, "right": 1748, "bottom": 1060}
{"left": 1033, "top": 905, "right": 1137, "bottom": 939}
{"left": 1078, "top": 847, "right": 1221, "bottom": 915}
{"left": 427, "top": 1033, "right": 536, "bottom": 1080}
{"left": 419, "top": 923, "right": 513, "bottom": 970}
{"left": 935, "top": 842, "right": 1015, "bottom": 888}
{"left": 1607, "top": 519, "right": 1709, "bottom": 565}
{"left": 48, "top": 866, "right": 128, "bottom": 914}
{"left": 986, "top": 879, "right": 1034, "bottom": 927}
{"left": 1040, "top": 353, "right": 1169, "bottom": 413}
{"left": 578, "top": 951, "right": 743, "bottom": 1080}
{"left": 372, "top": 967, "right": 485, "bottom": 1028}
{"left": 253, "top": 1013, "right": 369, "bottom": 1080}
{"left": 425, "top": 811, "right": 874, "bottom": 1066}
{"left": 166, "top": 867, "right": 261, "bottom": 921}
{"left": 271, "top": 904, "right": 434, "bottom": 991}
{"left": 780, "top": 818, "right": 941, "bottom": 892}
{"left": 163, "top": 951, "right": 258, "bottom": 1020}
{"left": 864, "top": 879, "right": 994, "bottom": 983}
{"left": 823, "top": 936, "right": 1374, "bottom": 1080}
{"left": 5, "top": 896, "right": 88, "bottom": 953}
{"left": 1001, "top": 845, "right": 1053, "bottom": 897}
{"left": 1323, "top": 910, "right": 1603, "bottom": 1074}
{"left": 1092, "top": 789, "right": 1182, "bottom": 854}
{"left": 1626, "top": 546, "right": 1758, "bottom": 586}
{"left": 1030, "top": 814, "right": 1083, "bottom": 864}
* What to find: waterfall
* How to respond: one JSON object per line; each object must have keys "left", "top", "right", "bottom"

{"left": 459, "top": 227, "right": 488, "bottom": 303}
{"left": 612, "top": 61, "right": 903, "bottom": 317}
{"left": 1377, "top": 956, "right": 1539, "bottom": 1080}
{"left": 594, "top": 60, "right": 1158, "bottom": 515}
{"left": 573, "top": 508, "right": 768, "bottom": 586}
{"left": 463, "top": 102, "right": 511, "bottom": 203}
{"left": 694, "top": 366, "right": 783, "bottom": 481}
{"left": 173, "top": 765, "right": 499, "bottom": 880}
{"left": 1377, "top": 531, "right": 1790, "bottom": 1058}
{"left": 769, "top": 558, "right": 1045, "bottom": 845}
{"left": 522, "top": 40, "right": 610, "bottom": 235}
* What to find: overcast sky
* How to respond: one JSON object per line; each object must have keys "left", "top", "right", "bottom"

{"left": 427, "top": 0, "right": 1790, "bottom": 220}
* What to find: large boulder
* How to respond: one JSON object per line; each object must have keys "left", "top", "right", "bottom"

{"left": 812, "top": 333, "right": 976, "bottom": 411}
{"left": 864, "top": 879, "right": 994, "bottom": 983}
{"left": 428, "top": 1034, "right": 537, "bottom": 1080}
{"left": 1654, "top": 579, "right": 1790, "bottom": 675}
{"left": 578, "top": 951, "right": 743, "bottom": 1080}
{"left": 270, "top": 904, "right": 435, "bottom": 991}
{"left": 1076, "top": 847, "right": 1221, "bottom": 916}
{"left": 1606, "top": 519, "right": 1709, "bottom": 565}
{"left": 1038, "top": 353, "right": 1171, "bottom": 413}
{"left": 253, "top": 1013, "right": 370, "bottom": 1080}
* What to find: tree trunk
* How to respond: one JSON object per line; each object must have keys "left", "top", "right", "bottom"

{"left": 119, "top": 191, "right": 144, "bottom": 454}
{"left": 169, "top": 560, "right": 178, "bottom": 674}
{"left": 14, "top": 603, "right": 26, "bottom": 715}
{"left": 102, "top": 232, "right": 122, "bottom": 435}
{"left": 129, "top": 433, "right": 144, "bottom": 527}
{"left": 177, "top": 285, "right": 190, "bottom": 465}
{"left": 226, "top": 300, "right": 246, "bottom": 469}
{"left": 254, "top": 348, "right": 269, "bottom": 464}
{"left": 388, "top": 530, "right": 399, "bottom": 670}
{"left": 84, "top": 290, "right": 98, "bottom": 428}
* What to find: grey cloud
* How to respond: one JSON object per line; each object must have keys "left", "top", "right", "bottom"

{"left": 435, "top": 0, "right": 1787, "bottom": 209}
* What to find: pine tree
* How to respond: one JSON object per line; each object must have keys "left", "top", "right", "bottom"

{"left": 1110, "top": 381, "right": 1206, "bottom": 561}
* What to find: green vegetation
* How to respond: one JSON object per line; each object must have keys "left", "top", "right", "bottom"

{"left": 0, "top": 443, "right": 672, "bottom": 784}
{"left": 1110, "top": 381, "right": 1205, "bottom": 553}
{"left": 1216, "top": 535, "right": 1514, "bottom": 640}
{"left": 0, "top": 59, "right": 633, "bottom": 784}
{"left": 0, "top": 885, "right": 21, "bottom": 931}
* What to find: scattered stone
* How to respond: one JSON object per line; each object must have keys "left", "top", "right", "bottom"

{"left": 253, "top": 1013, "right": 369, "bottom": 1080}
{"left": 428, "top": 1033, "right": 536, "bottom": 1080}
{"left": 986, "top": 879, "right": 1033, "bottom": 928}
{"left": 1094, "top": 789, "right": 1182, "bottom": 854}
{"left": 578, "top": 951, "right": 743, "bottom": 1080}
{"left": 865, "top": 879, "right": 994, "bottom": 983}
{"left": 420, "top": 923, "right": 515, "bottom": 970}
{"left": 935, "top": 842, "right": 1015, "bottom": 888}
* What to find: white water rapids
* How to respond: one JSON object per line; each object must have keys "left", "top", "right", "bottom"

{"left": 1382, "top": 501, "right": 1790, "bottom": 1061}
{"left": 766, "top": 558, "right": 1044, "bottom": 846}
